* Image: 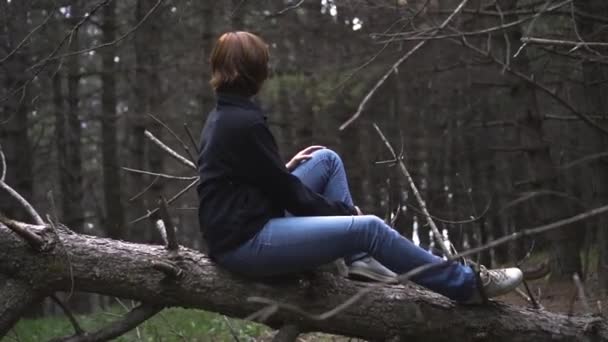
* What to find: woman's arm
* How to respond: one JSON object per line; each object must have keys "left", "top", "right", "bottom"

{"left": 241, "top": 121, "right": 357, "bottom": 216}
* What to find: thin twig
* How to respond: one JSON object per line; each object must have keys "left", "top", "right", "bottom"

{"left": 129, "top": 179, "right": 199, "bottom": 224}
{"left": 266, "top": 0, "right": 305, "bottom": 17}
{"left": 50, "top": 294, "right": 84, "bottom": 335}
{"left": 129, "top": 176, "right": 160, "bottom": 202}
{"left": 158, "top": 197, "right": 179, "bottom": 250}
{"left": 522, "top": 279, "right": 540, "bottom": 309}
{"left": 459, "top": 36, "right": 608, "bottom": 136}
{"left": 183, "top": 123, "right": 199, "bottom": 153}
{"left": 122, "top": 167, "right": 198, "bottom": 181}
{"left": 403, "top": 194, "right": 492, "bottom": 225}
{"left": 222, "top": 315, "right": 242, "bottom": 342}
{"left": 0, "top": 180, "right": 44, "bottom": 225}
{"left": 374, "top": 0, "right": 571, "bottom": 43}
{"left": 147, "top": 113, "right": 196, "bottom": 163}
{"left": 0, "top": 213, "right": 47, "bottom": 251}
{"left": 373, "top": 123, "right": 452, "bottom": 257}
{"left": 53, "top": 304, "right": 163, "bottom": 342}
{"left": 154, "top": 219, "right": 168, "bottom": 246}
{"left": 0, "top": 7, "right": 54, "bottom": 64}
{"left": 30, "top": 0, "right": 165, "bottom": 67}
{"left": 521, "top": 37, "right": 608, "bottom": 48}
{"left": 144, "top": 130, "right": 196, "bottom": 170}
{"left": 1, "top": 0, "right": 109, "bottom": 105}
{"left": 573, "top": 273, "right": 591, "bottom": 314}
{"left": 339, "top": 0, "right": 470, "bottom": 130}
{"left": 47, "top": 193, "right": 75, "bottom": 300}
{"left": 0, "top": 145, "right": 6, "bottom": 182}
{"left": 495, "top": 4, "right": 510, "bottom": 73}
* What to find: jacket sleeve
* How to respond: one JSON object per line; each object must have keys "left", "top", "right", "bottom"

{"left": 240, "top": 121, "right": 357, "bottom": 216}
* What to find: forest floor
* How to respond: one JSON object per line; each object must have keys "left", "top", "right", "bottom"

{"left": 502, "top": 272, "right": 604, "bottom": 316}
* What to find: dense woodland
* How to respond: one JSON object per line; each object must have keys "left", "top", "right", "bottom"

{"left": 2, "top": 0, "right": 608, "bottom": 340}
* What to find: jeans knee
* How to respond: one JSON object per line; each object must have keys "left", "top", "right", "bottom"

{"left": 351, "top": 215, "right": 386, "bottom": 239}
{"left": 312, "top": 148, "right": 343, "bottom": 166}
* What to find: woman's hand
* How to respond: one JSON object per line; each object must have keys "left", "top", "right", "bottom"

{"left": 285, "top": 145, "right": 325, "bottom": 171}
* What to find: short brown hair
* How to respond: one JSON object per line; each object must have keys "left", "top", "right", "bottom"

{"left": 210, "top": 31, "right": 269, "bottom": 96}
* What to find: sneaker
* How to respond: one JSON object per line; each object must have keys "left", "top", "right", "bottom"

{"left": 347, "top": 257, "right": 399, "bottom": 284}
{"left": 463, "top": 266, "right": 523, "bottom": 304}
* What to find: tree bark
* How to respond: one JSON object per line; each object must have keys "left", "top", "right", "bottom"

{"left": 0, "top": 220, "right": 605, "bottom": 342}
{"left": 0, "top": 275, "right": 40, "bottom": 337}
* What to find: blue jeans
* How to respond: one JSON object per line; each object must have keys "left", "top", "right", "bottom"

{"left": 216, "top": 149, "right": 477, "bottom": 301}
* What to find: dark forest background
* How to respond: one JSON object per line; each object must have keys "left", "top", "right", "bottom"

{"left": 2, "top": 0, "right": 608, "bottom": 315}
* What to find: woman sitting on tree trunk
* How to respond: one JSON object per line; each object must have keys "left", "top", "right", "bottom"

{"left": 196, "top": 31, "right": 523, "bottom": 304}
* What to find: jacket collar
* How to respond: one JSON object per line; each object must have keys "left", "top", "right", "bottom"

{"left": 216, "top": 92, "right": 261, "bottom": 111}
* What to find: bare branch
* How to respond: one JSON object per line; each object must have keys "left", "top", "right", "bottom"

{"left": 339, "top": 0, "right": 470, "bottom": 130}
{"left": 372, "top": 123, "right": 452, "bottom": 256}
{"left": 158, "top": 197, "right": 179, "bottom": 251}
{"left": 559, "top": 152, "right": 608, "bottom": 170}
{"left": 29, "top": 0, "right": 165, "bottom": 67}
{"left": 522, "top": 37, "right": 608, "bottom": 48}
{"left": 373, "top": 0, "right": 571, "bottom": 43}
{"left": 459, "top": 36, "right": 608, "bottom": 136}
{"left": 154, "top": 219, "right": 168, "bottom": 246}
{"left": 0, "top": 7, "right": 54, "bottom": 64}
{"left": 0, "top": 180, "right": 44, "bottom": 225}
{"left": 122, "top": 167, "right": 198, "bottom": 181}
{"left": 573, "top": 273, "right": 591, "bottom": 314}
{"left": 147, "top": 113, "right": 196, "bottom": 163}
{"left": 183, "top": 123, "right": 200, "bottom": 153}
{"left": 51, "top": 304, "right": 163, "bottom": 342}
{"left": 144, "top": 130, "right": 197, "bottom": 170}
{"left": 266, "top": 0, "right": 305, "bottom": 17}
{"left": 0, "top": 214, "right": 48, "bottom": 251}
{"left": 50, "top": 294, "right": 84, "bottom": 336}
{"left": 129, "top": 178, "right": 199, "bottom": 224}
{"left": 128, "top": 176, "right": 160, "bottom": 202}
{"left": 223, "top": 315, "right": 242, "bottom": 342}
{"left": 1, "top": 0, "right": 109, "bottom": 105}
{"left": 0, "top": 145, "right": 6, "bottom": 182}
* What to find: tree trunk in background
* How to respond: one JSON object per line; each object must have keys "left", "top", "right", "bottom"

{"left": 496, "top": 0, "right": 581, "bottom": 279}
{"left": 101, "top": 0, "right": 125, "bottom": 240}
{"left": 198, "top": 2, "right": 215, "bottom": 117}
{"left": 62, "top": 5, "right": 85, "bottom": 233}
{"left": 0, "top": 0, "right": 33, "bottom": 224}
{"left": 131, "top": 0, "right": 165, "bottom": 241}
{"left": 575, "top": 0, "right": 608, "bottom": 291}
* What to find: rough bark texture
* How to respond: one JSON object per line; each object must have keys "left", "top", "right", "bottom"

{"left": 0, "top": 221, "right": 606, "bottom": 342}
{"left": 0, "top": 275, "right": 40, "bottom": 337}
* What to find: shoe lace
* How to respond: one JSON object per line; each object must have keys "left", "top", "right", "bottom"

{"left": 479, "top": 265, "right": 510, "bottom": 286}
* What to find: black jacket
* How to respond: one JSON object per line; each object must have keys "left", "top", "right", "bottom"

{"left": 197, "top": 93, "right": 357, "bottom": 257}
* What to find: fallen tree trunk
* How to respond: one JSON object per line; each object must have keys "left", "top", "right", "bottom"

{"left": 0, "top": 220, "right": 606, "bottom": 342}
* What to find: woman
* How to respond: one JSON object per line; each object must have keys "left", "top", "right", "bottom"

{"left": 197, "top": 31, "right": 523, "bottom": 303}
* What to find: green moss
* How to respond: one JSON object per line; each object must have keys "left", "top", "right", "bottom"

{"left": 7, "top": 307, "right": 268, "bottom": 341}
